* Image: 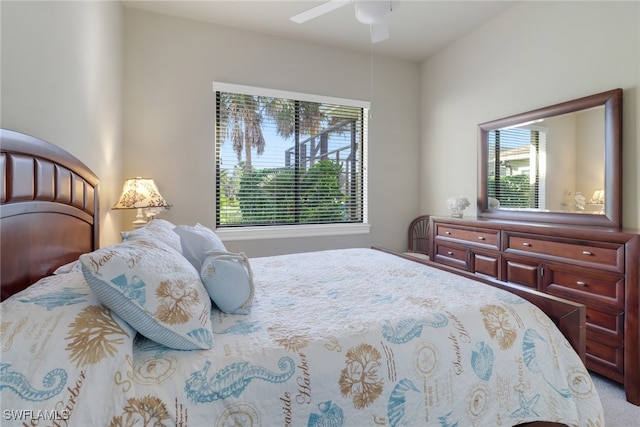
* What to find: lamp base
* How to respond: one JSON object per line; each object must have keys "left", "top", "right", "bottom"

{"left": 133, "top": 208, "right": 147, "bottom": 229}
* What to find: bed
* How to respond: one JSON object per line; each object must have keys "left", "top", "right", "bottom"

{"left": 0, "top": 129, "right": 603, "bottom": 426}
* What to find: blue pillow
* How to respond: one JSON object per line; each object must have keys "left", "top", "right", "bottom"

{"left": 200, "top": 251, "right": 254, "bottom": 315}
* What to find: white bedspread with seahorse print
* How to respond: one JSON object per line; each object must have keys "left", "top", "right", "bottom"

{"left": 0, "top": 248, "right": 603, "bottom": 426}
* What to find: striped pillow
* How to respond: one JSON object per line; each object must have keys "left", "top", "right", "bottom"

{"left": 200, "top": 251, "right": 254, "bottom": 315}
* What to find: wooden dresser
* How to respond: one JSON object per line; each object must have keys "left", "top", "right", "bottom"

{"left": 429, "top": 216, "right": 640, "bottom": 405}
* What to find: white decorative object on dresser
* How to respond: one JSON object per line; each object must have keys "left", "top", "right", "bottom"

{"left": 429, "top": 216, "right": 640, "bottom": 406}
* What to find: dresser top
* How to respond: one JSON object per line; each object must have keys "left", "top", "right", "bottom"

{"left": 431, "top": 216, "right": 640, "bottom": 243}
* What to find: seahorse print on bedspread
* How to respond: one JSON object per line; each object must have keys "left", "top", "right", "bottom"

{"left": 382, "top": 314, "right": 448, "bottom": 344}
{"left": 0, "top": 363, "right": 67, "bottom": 401}
{"left": 184, "top": 357, "right": 295, "bottom": 403}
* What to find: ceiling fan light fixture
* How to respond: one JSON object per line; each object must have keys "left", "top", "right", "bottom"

{"left": 354, "top": 0, "right": 397, "bottom": 25}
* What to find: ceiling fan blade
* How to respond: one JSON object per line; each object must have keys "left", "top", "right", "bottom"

{"left": 370, "top": 21, "right": 389, "bottom": 43}
{"left": 290, "top": 0, "right": 351, "bottom": 24}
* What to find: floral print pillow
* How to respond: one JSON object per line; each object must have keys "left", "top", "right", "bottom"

{"left": 79, "top": 239, "right": 214, "bottom": 350}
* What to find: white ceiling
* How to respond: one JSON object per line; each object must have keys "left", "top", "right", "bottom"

{"left": 122, "top": 0, "right": 518, "bottom": 62}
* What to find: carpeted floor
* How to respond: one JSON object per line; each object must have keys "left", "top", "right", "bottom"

{"left": 592, "top": 373, "right": 640, "bottom": 426}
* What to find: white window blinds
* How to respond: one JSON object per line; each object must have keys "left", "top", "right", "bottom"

{"left": 214, "top": 84, "right": 368, "bottom": 228}
{"left": 487, "top": 127, "right": 546, "bottom": 209}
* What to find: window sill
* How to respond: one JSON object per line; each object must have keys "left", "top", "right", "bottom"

{"left": 215, "top": 223, "right": 371, "bottom": 241}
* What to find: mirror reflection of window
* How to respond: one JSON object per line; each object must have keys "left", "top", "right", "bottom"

{"left": 488, "top": 125, "right": 547, "bottom": 210}
{"left": 478, "top": 89, "right": 620, "bottom": 227}
{"left": 487, "top": 106, "right": 604, "bottom": 214}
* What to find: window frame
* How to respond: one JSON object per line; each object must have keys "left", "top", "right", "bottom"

{"left": 213, "top": 82, "right": 370, "bottom": 241}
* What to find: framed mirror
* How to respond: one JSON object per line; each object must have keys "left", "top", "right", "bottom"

{"left": 478, "top": 88, "right": 622, "bottom": 228}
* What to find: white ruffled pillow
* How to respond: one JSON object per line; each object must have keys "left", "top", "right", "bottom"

{"left": 200, "top": 250, "right": 254, "bottom": 315}
{"left": 79, "top": 239, "right": 214, "bottom": 350}
{"left": 173, "top": 223, "right": 226, "bottom": 272}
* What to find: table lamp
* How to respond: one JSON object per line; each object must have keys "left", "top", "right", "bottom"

{"left": 113, "top": 177, "right": 170, "bottom": 228}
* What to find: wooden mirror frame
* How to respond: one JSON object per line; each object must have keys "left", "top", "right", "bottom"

{"left": 477, "top": 88, "right": 622, "bottom": 228}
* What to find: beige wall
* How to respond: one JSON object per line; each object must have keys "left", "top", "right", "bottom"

{"left": 122, "top": 8, "right": 421, "bottom": 256}
{"left": 1, "top": 0, "right": 124, "bottom": 246}
{"left": 421, "top": 1, "right": 640, "bottom": 229}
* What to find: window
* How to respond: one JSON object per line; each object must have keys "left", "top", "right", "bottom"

{"left": 487, "top": 126, "right": 547, "bottom": 210}
{"left": 214, "top": 83, "right": 368, "bottom": 236}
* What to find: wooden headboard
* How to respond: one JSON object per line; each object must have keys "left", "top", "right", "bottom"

{"left": 0, "top": 129, "right": 99, "bottom": 301}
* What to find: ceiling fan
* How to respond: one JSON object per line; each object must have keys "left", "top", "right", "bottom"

{"left": 290, "top": 0, "right": 399, "bottom": 43}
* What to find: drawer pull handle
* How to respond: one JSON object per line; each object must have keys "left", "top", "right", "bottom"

{"left": 582, "top": 251, "right": 593, "bottom": 256}
{"left": 522, "top": 242, "right": 532, "bottom": 247}
{"left": 576, "top": 281, "right": 587, "bottom": 287}
{"left": 447, "top": 251, "right": 454, "bottom": 256}
{"left": 478, "top": 236, "right": 486, "bottom": 240}
{"left": 445, "top": 231, "right": 452, "bottom": 235}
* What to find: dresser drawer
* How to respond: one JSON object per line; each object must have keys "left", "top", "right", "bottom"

{"left": 471, "top": 252, "right": 499, "bottom": 279}
{"left": 586, "top": 337, "right": 624, "bottom": 380}
{"left": 436, "top": 225, "right": 500, "bottom": 249}
{"left": 505, "top": 233, "right": 624, "bottom": 272}
{"left": 543, "top": 265, "right": 624, "bottom": 309}
{"left": 433, "top": 244, "right": 468, "bottom": 270}
{"left": 503, "top": 256, "right": 540, "bottom": 289}
{"left": 585, "top": 306, "right": 624, "bottom": 338}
